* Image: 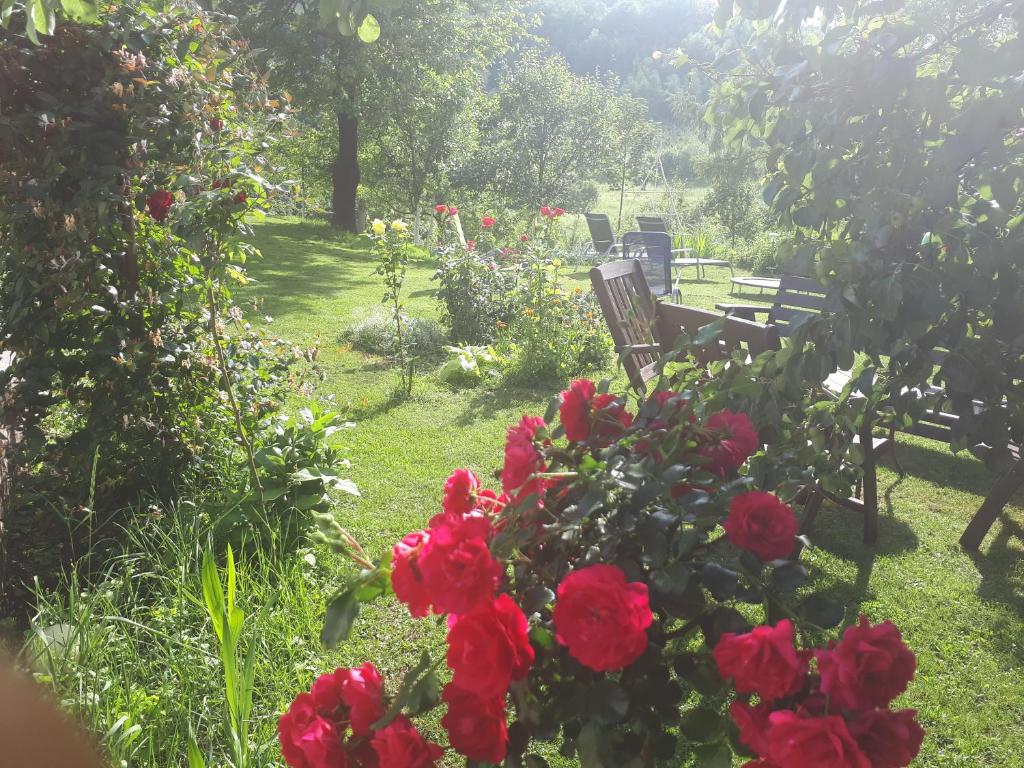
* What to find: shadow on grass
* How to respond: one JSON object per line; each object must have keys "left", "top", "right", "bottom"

{"left": 452, "top": 383, "right": 558, "bottom": 428}
{"left": 245, "top": 220, "right": 377, "bottom": 322}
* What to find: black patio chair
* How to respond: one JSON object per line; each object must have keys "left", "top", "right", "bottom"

{"left": 584, "top": 213, "right": 619, "bottom": 258}
{"left": 621, "top": 231, "right": 677, "bottom": 301}
{"left": 636, "top": 214, "right": 734, "bottom": 280}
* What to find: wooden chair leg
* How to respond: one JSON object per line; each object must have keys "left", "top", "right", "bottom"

{"left": 800, "top": 488, "right": 824, "bottom": 535}
{"left": 960, "top": 458, "right": 1024, "bottom": 551}
{"left": 859, "top": 418, "right": 879, "bottom": 545}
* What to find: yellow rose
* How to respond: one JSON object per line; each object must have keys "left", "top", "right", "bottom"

{"left": 390, "top": 219, "right": 408, "bottom": 233}
{"left": 370, "top": 218, "right": 386, "bottom": 236}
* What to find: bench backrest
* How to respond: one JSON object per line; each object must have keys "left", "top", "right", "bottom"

{"left": 590, "top": 261, "right": 780, "bottom": 389}
{"left": 766, "top": 274, "right": 842, "bottom": 337}
{"left": 589, "top": 259, "right": 660, "bottom": 386}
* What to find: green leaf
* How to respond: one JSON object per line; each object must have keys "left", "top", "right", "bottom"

{"left": 59, "top": 0, "right": 96, "bottom": 22}
{"left": 373, "top": 650, "right": 434, "bottom": 729}
{"left": 356, "top": 12, "right": 380, "bottom": 42}
{"left": 321, "top": 589, "right": 360, "bottom": 649}
{"left": 201, "top": 549, "right": 226, "bottom": 644}
{"left": 800, "top": 593, "right": 845, "bottom": 629}
{"left": 679, "top": 708, "right": 725, "bottom": 744}
{"left": 589, "top": 681, "right": 629, "bottom": 725}
{"left": 187, "top": 736, "right": 207, "bottom": 768}
{"left": 403, "top": 669, "right": 441, "bottom": 716}
{"left": 700, "top": 562, "right": 738, "bottom": 600}
{"left": 577, "top": 721, "right": 609, "bottom": 768}
{"left": 695, "top": 742, "right": 732, "bottom": 767}
{"left": 1, "top": 0, "right": 17, "bottom": 28}
{"left": 770, "top": 561, "right": 808, "bottom": 592}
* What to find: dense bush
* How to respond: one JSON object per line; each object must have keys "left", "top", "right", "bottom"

{"left": 0, "top": 3, "right": 324, "bottom": 598}
{"left": 707, "top": 0, "right": 1024, "bottom": 464}
{"left": 301, "top": 356, "right": 923, "bottom": 767}
{"left": 432, "top": 208, "right": 611, "bottom": 384}
{"left": 500, "top": 256, "right": 610, "bottom": 385}
{"left": 433, "top": 248, "right": 520, "bottom": 345}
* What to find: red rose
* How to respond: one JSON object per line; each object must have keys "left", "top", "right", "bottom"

{"left": 847, "top": 708, "right": 924, "bottom": 768}
{"left": 418, "top": 513, "right": 501, "bottom": 616}
{"left": 764, "top": 712, "right": 870, "bottom": 768}
{"left": 339, "top": 663, "right": 386, "bottom": 737}
{"left": 559, "top": 380, "right": 632, "bottom": 442}
{"left": 447, "top": 206, "right": 459, "bottom": 215}
{"left": 434, "top": 204, "right": 447, "bottom": 214}
{"left": 278, "top": 693, "right": 347, "bottom": 768}
{"left": 592, "top": 393, "right": 633, "bottom": 439}
{"left": 481, "top": 216, "right": 496, "bottom": 229}
{"left": 553, "top": 564, "right": 652, "bottom": 672}
{"left": 700, "top": 410, "right": 758, "bottom": 475}
{"left": 519, "top": 233, "right": 529, "bottom": 242}
{"left": 235, "top": 190, "right": 248, "bottom": 204}
{"left": 559, "top": 379, "right": 597, "bottom": 441}
{"left": 212, "top": 179, "right": 224, "bottom": 189}
{"left": 539, "top": 205, "right": 551, "bottom": 218}
{"left": 731, "top": 700, "right": 773, "bottom": 755}
{"left": 446, "top": 594, "right": 533, "bottom": 697}
{"left": 392, "top": 531, "right": 432, "bottom": 618}
{"left": 147, "top": 189, "right": 174, "bottom": 222}
{"left": 308, "top": 663, "right": 385, "bottom": 739}
{"left": 442, "top": 468, "right": 481, "bottom": 517}
{"left": 816, "top": 616, "right": 917, "bottom": 710}
{"left": 371, "top": 715, "right": 444, "bottom": 768}
{"left": 210, "top": 117, "right": 225, "bottom": 131}
{"left": 441, "top": 684, "right": 508, "bottom": 764}
{"left": 465, "top": 239, "right": 475, "bottom": 252}
{"left": 712, "top": 620, "right": 808, "bottom": 702}
{"left": 723, "top": 491, "right": 798, "bottom": 562}
{"left": 501, "top": 415, "right": 550, "bottom": 502}
{"left": 553, "top": 206, "right": 565, "bottom": 217}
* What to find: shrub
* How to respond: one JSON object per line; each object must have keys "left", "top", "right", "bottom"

{"left": 438, "top": 345, "right": 502, "bottom": 387}
{"left": 0, "top": 4, "right": 298, "bottom": 593}
{"left": 433, "top": 247, "right": 520, "bottom": 345}
{"left": 345, "top": 313, "right": 445, "bottom": 358}
{"left": 500, "top": 256, "right": 611, "bottom": 385}
{"left": 305, "top": 369, "right": 924, "bottom": 767}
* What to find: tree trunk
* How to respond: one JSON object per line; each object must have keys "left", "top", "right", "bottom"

{"left": 332, "top": 107, "right": 361, "bottom": 232}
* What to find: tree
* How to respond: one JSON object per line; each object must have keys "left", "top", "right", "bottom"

{"left": 230, "top": 0, "right": 518, "bottom": 232}
{"left": 358, "top": 2, "right": 522, "bottom": 223}
{"left": 468, "top": 51, "right": 652, "bottom": 211}
{"left": 704, "top": 0, "right": 1023, "bottom": 463}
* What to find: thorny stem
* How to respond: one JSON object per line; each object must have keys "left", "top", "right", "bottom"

{"left": 205, "top": 244, "right": 268, "bottom": 523}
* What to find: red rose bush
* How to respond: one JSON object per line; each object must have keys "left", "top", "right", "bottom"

{"left": 294, "top": 377, "right": 923, "bottom": 767}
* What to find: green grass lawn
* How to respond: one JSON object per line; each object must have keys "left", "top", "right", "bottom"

{"left": 33, "top": 215, "right": 1024, "bottom": 767}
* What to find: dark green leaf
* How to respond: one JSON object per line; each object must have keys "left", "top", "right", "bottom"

{"left": 700, "top": 562, "right": 738, "bottom": 600}
{"left": 770, "top": 562, "right": 808, "bottom": 592}
{"left": 800, "top": 593, "right": 845, "bottom": 629}
{"left": 320, "top": 590, "right": 359, "bottom": 649}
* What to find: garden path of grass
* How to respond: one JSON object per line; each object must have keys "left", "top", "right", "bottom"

{"left": 244, "top": 217, "right": 1024, "bottom": 767}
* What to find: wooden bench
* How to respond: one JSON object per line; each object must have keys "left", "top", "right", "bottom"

{"left": 590, "top": 260, "right": 888, "bottom": 543}
{"left": 719, "top": 274, "right": 1020, "bottom": 550}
